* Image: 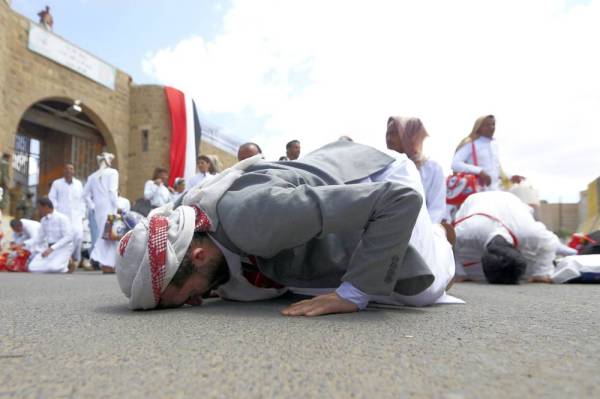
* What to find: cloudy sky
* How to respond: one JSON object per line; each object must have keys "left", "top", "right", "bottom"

{"left": 13, "top": 0, "right": 600, "bottom": 202}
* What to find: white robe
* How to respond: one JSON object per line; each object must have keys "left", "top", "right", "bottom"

{"left": 552, "top": 255, "right": 600, "bottom": 283}
{"left": 90, "top": 196, "right": 130, "bottom": 268}
{"left": 451, "top": 136, "right": 503, "bottom": 191}
{"left": 419, "top": 159, "right": 447, "bottom": 223}
{"left": 364, "top": 154, "right": 458, "bottom": 306}
{"left": 12, "top": 218, "right": 41, "bottom": 247}
{"left": 454, "top": 191, "right": 559, "bottom": 281}
{"left": 87, "top": 167, "right": 119, "bottom": 267}
{"left": 28, "top": 211, "right": 74, "bottom": 273}
{"left": 48, "top": 177, "right": 85, "bottom": 261}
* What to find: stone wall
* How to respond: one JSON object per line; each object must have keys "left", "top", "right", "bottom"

{"left": 577, "top": 177, "right": 600, "bottom": 233}
{"left": 539, "top": 202, "right": 580, "bottom": 236}
{"left": 0, "top": 4, "right": 132, "bottom": 194}
{"left": 0, "top": 3, "right": 240, "bottom": 202}
{"left": 128, "top": 85, "right": 171, "bottom": 200}
{"left": 0, "top": 2, "right": 9, "bottom": 132}
{"left": 199, "top": 141, "right": 238, "bottom": 171}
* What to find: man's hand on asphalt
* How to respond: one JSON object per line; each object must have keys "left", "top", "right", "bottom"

{"left": 281, "top": 292, "right": 358, "bottom": 317}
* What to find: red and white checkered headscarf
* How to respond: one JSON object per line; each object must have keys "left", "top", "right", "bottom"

{"left": 116, "top": 153, "right": 263, "bottom": 310}
{"left": 115, "top": 204, "right": 211, "bottom": 310}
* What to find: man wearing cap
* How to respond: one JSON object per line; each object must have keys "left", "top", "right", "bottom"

{"left": 116, "top": 141, "right": 456, "bottom": 316}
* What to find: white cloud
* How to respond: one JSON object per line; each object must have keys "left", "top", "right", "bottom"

{"left": 143, "top": 0, "right": 600, "bottom": 202}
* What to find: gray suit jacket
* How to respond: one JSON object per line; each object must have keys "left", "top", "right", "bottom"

{"left": 212, "top": 141, "right": 434, "bottom": 297}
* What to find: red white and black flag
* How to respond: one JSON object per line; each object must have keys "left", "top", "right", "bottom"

{"left": 164, "top": 86, "right": 201, "bottom": 187}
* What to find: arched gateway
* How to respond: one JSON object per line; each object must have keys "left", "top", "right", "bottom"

{"left": 12, "top": 98, "right": 109, "bottom": 200}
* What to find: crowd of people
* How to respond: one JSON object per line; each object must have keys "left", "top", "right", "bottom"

{"left": 1, "top": 115, "right": 598, "bottom": 316}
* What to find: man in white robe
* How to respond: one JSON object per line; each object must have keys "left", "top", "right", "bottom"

{"left": 28, "top": 197, "right": 74, "bottom": 273}
{"left": 451, "top": 115, "right": 524, "bottom": 191}
{"left": 85, "top": 153, "right": 119, "bottom": 273}
{"left": 454, "top": 191, "right": 558, "bottom": 283}
{"left": 49, "top": 163, "right": 86, "bottom": 269}
{"left": 10, "top": 218, "right": 41, "bottom": 248}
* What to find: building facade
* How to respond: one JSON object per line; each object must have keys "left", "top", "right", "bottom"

{"left": 0, "top": 1, "right": 239, "bottom": 210}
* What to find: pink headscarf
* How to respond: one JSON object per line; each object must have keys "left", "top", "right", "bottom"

{"left": 387, "top": 116, "right": 428, "bottom": 168}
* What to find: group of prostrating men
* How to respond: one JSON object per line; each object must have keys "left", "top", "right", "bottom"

{"left": 115, "top": 114, "right": 596, "bottom": 317}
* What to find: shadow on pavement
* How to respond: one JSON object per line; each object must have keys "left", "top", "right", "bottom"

{"left": 93, "top": 293, "right": 426, "bottom": 322}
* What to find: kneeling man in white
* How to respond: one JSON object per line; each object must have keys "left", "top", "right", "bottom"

{"left": 28, "top": 197, "right": 74, "bottom": 273}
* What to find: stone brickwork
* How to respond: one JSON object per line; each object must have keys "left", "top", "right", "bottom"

{"left": 128, "top": 85, "right": 171, "bottom": 200}
{"left": 0, "top": 3, "right": 239, "bottom": 202}
{"left": 0, "top": 2, "right": 131, "bottom": 193}
{"left": 199, "top": 141, "right": 238, "bottom": 171}
{"left": 539, "top": 202, "right": 579, "bottom": 236}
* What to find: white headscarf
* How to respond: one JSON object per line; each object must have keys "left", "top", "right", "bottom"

{"left": 116, "top": 154, "right": 263, "bottom": 309}
{"left": 97, "top": 152, "right": 115, "bottom": 167}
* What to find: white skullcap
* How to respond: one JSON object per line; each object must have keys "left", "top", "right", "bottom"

{"left": 115, "top": 204, "right": 198, "bottom": 309}
{"left": 509, "top": 182, "right": 540, "bottom": 207}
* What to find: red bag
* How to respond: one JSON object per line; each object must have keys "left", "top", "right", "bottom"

{"left": 446, "top": 141, "right": 481, "bottom": 205}
{"left": 1, "top": 247, "right": 30, "bottom": 272}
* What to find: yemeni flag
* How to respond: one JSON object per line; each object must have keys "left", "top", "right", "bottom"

{"left": 164, "top": 86, "right": 202, "bottom": 187}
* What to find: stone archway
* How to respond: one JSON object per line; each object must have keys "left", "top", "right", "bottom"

{"left": 8, "top": 97, "right": 114, "bottom": 216}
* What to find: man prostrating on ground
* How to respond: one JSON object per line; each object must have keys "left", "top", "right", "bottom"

{"left": 116, "top": 141, "right": 455, "bottom": 316}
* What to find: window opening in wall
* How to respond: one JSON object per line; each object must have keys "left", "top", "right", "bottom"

{"left": 142, "top": 129, "right": 149, "bottom": 152}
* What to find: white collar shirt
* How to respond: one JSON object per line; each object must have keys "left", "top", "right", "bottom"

{"left": 143, "top": 180, "right": 171, "bottom": 207}
{"left": 35, "top": 211, "right": 74, "bottom": 251}
{"left": 48, "top": 177, "right": 85, "bottom": 220}
{"left": 209, "top": 236, "right": 288, "bottom": 302}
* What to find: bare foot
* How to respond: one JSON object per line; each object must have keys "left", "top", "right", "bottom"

{"left": 68, "top": 260, "right": 77, "bottom": 273}
{"left": 528, "top": 275, "right": 553, "bottom": 284}
{"left": 80, "top": 259, "right": 94, "bottom": 271}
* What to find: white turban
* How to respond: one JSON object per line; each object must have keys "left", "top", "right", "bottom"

{"left": 97, "top": 152, "right": 115, "bottom": 166}
{"left": 115, "top": 204, "right": 197, "bottom": 310}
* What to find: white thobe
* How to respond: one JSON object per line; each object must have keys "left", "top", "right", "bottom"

{"left": 143, "top": 180, "right": 171, "bottom": 207}
{"left": 28, "top": 211, "right": 74, "bottom": 273}
{"left": 187, "top": 172, "right": 215, "bottom": 189}
{"left": 552, "top": 255, "right": 600, "bottom": 283}
{"left": 49, "top": 177, "right": 85, "bottom": 261}
{"left": 90, "top": 196, "right": 130, "bottom": 268}
{"left": 13, "top": 219, "right": 42, "bottom": 258}
{"left": 454, "top": 191, "right": 559, "bottom": 282}
{"left": 419, "top": 159, "right": 447, "bottom": 223}
{"left": 364, "top": 154, "right": 457, "bottom": 306}
{"left": 86, "top": 167, "right": 119, "bottom": 267}
{"left": 451, "top": 136, "right": 503, "bottom": 191}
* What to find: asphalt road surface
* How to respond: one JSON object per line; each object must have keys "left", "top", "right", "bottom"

{"left": 1, "top": 272, "right": 598, "bottom": 399}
